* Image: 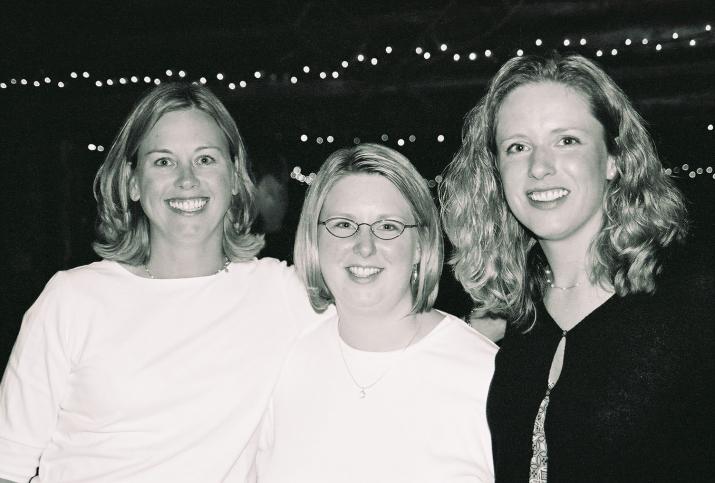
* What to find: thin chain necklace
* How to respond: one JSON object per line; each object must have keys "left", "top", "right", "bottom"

{"left": 143, "top": 257, "right": 231, "bottom": 279}
{"left": 337, "top": 316, "right": 422, "bottom": 399}
{"left": 544, "top": 267, "right": 580, "bottom": 291}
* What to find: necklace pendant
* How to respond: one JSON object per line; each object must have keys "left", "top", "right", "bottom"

{"left": 359, "top": 388, "right": 366, "bottom": 399}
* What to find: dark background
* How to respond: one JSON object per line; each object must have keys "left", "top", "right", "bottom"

{"left": 1, "top": 0, "right": 713, "bottom": 366}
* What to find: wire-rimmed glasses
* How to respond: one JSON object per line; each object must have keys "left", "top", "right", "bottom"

{"left": 318, "top": 217, "right": 418, "bottom": 240}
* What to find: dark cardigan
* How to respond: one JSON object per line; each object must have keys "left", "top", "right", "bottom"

{"left": 487, "top": 250, "right": 714, "bottom": 482}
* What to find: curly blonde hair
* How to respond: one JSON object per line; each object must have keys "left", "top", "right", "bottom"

{"left": 93, "top": 82, "right": 264, "bottom": 264}
{"left": 440, "top": 53, "right": 687, "bottom": 329}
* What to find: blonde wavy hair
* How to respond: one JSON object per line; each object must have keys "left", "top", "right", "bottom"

{"left": 93, "top": 82, "right": 264, "bottom": 264}
{"left": 440, "top": 53, "right": 687, "bottom": 329}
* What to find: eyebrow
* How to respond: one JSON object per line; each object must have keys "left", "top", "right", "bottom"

{"left": 141, "top": 145, "right": 226, "bottom": 156}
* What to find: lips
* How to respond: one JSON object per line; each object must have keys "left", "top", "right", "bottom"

{"left": 527, "top": 188, "right": 569, "bottom": 202}
{"left": 347, "top": 265, "right": 383, "bottom": 278}
{"left": 167, "top": 197, "right": 208, "bottom": 213}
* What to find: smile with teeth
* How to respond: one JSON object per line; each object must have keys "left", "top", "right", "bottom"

{"left": 347, "top": 266, "right": 382, "bottom": 278}
{"left": 167, "top": 197, "right": 208, "bottom": 212}
{"left": 528, "top": 189, "right": 569, "bottom": 202}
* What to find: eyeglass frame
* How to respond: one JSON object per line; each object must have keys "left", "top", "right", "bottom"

{"left": 318, "top": 217, "right": 419, "bottom": 240}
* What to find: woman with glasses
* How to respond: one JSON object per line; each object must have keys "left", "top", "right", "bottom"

{"left": 254, "top": 143, "right": 497, "bottom": 482}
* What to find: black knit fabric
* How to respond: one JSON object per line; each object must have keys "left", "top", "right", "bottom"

{"left": 487, "top": 251, "right": 714, "bottom": 482}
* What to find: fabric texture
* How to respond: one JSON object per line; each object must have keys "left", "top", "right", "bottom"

{"left": 0, "top": 258, "right": 326, "bottom": 483}
{"left": 256, "top": 312, "right": 498, "bottom": 483}
{"left": 487, "top": 251, "right": 714, "bottom": 483}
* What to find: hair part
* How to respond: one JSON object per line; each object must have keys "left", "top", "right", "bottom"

{"left": 93, "top": 81, "right": 264, "bottom": 264}
{"left": 440, "top": 52, "right": 687, "bottom": 330}
{"left": 294, "top": 143, "right": 443, "bottom": 313}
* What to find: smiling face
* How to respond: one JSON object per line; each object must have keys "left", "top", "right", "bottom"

{"left": 495, "top": 81, "right": 616, "bottom": 246}
{"left": 317, "top": 173, "right": 421, "bottom": 316}
{"left": 129, "top": 108, "right": 237, "bottom": 250}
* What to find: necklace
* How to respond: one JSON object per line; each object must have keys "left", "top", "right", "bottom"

{"left": 337, "top": 317, "right": 422, "bottom": 399}
{"left": 143, "top": 257, "right": 231, "bottom": 279}
{"left": 544, "top": 267, "right": 580, "bottom": 291}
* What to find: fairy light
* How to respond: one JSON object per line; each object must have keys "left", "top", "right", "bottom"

{"left": 516, "top": 49, "right": 524, "bottom": 56}
{"left": 166, "top": 69, "right": 173, "bottom": 76}
{"left": 95, "top": 80, "right": 102, "bottom": 87}
{"left": 239, "top": 80, "right": 247, "bottom": 88}
{"left": 469, "top": 52, "right": 477, "bottom": 60}
{"left": 153, "top": 78, "right": 160, "bottom": 85}
{"left": 199, "top": 77, "right": 206, "bottom": 84}
{"left": 303, "top": 66, "right": 310, "bottom": 73}
{"left": 690, "top": 39, "right": 697, "bottom": 46}
{"left": 44, "top": 77, "right": 50, "bottom": 84}
{"left": 106, "top": 79, "right": 113, "bottom": 86}
{"left": 290, "top": 76, "right": 298, "bottom": 84}
{"left": 580, "top": 38, "right": 587, "bottom": 45}
{"left": 300, "top": 134, "right": 308, "bottom": 142}
{"left": 254, "top": 71, "right": 262, "bottom": 79}
{"left": 228, "top": 82, "right": 236, "bottom": 90}
{"left": 178, "top": 70, "right": 186, "bottom": 78}
{"left": 330, "top": 71, "right": 338, "bottom": 79}
{"left": 20, "top": 79, "right": 27, "bottom": 85}
{"left": 656, "top": 43, "right": 662, "bottom": 51}
{"left": 316, "top": 136, "right": 324, "bottom": 144}
{"left": 357, "top": 54, "right": 365, "bottom": 62}
{"left": 625, "top": 38, "right": 632, "bottom": 45}
{"left": 437, "top": 134, "right": 445, "bottom": 142}
{"left": 642, "top": 38, "right": 649, "bottom": 45}
{"left": 131, "top": 76, "right": 138, "bottom": 83}
{"left": 57, "top": 81, "right": 64, "bottom": 88}
{"left": 484, "top": 49, "right": 492, "bottom": 57}
{"left": 327, "top": 135, "right": 334, "bottom": 143}
{"left": 341, "top": 60, "right": 349, "bottom": 68}
{"left": 0, "top": 83, "right": 6, "bottom": 89}
{"left": 119, "top": 77, "right": 127, "bottom": 84}
{"left": 216, "top": 73, "right": 224, "bottom": 80}
{"left": 535, "top": 39, "right": 542, "bottom": 46}
{"left": 33, "top": 81, "right": 40, "bottom": 87}
{"left": 672, "top": 32, "right": 679, "bottom": 39}
{"left": 706, "top": 24, "right": 712, "bottom": 31}
{"left": 708, "top": 124, "right": 713, "bottom": 131}
{"left": 381, "top": 134, "right": 389, "bottom": 141}
{"left": 563, "top": 38, "right": 571, "bottom": 46}
{"left": 453, "top": 53, "right": 461, "bottom": 61}
{"left": 385, "top": 46, "right": 393, "bottom": 54}
{"left": 82, "top": 72, "right": 89, "bottom": 78}
{"left": 97, "top": 145, "right": 104, "bottom": 152}
{"left": 611, "top": 48, "right": 618, "bottom": 55}
{"left": 353, "top": 137, "right": 361, "bottom": 144}
{"left": 371, "top": 57, "right": 378, "bottom": 65}
{"left": 409, "top": 135, "right": 416, "bottom": 142}
{"left": 319, "top": 71, "right": 327, "bottom": 79}
{"left": 423, "top": 52, "right": 431, "bottom": 59}
{"left": 10, "top": 79, "right": 16, "bottom": 84}
{"left": 88, "top": 143, "right": 96, "bottom": 151}
{"left": 70, "top": 72, "right": 78, "bottom": 79}
{"left": 440, "top": 43, "right": 448, "bottom": 51}
{"left": 144, "top": 76, "right": 151, "bottom": 83}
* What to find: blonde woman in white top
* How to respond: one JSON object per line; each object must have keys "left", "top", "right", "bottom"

{"left": 255, "top": 144, "right": 497, "bottom": 483}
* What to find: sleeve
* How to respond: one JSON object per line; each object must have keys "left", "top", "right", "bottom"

{"left": 0, "top": 272, "right": 75, "bottom": 481}
{"left": 277, "top": 262, "right": 335, "bottom": 332}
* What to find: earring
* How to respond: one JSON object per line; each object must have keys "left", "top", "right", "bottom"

{"left": 411, "top": 264, "right": 419, "bottom": 284}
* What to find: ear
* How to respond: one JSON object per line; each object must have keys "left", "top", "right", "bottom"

{"left": 129, "top": 172, "right": 140, "bottom": 201}
{"left": 606, "top": 155, "right": 617, "bottom": 181}
{"left": 412, "top": 241, "right": 422, "bottom": 266}
{"left": 231, "top": 157, "right": 240, "bottom": 196}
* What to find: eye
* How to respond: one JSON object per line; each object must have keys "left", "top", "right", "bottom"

{"left": 505, "top": 143, "right": 529, "bottom": 154}
{"left": 327, "top": 218, "right": 356, "bottom": 230}
{"left": 558, "top": 136, "right": 580, "bottom": 146}
{"left": 377, "top": 220, "right": 402, "bottom": 231}
{"left": 153, "top": 157, "right": 174, "bottom": 167}
{"left": 195, "top": 155, "right": 216, "bottom": 166}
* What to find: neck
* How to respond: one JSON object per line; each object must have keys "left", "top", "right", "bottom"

{"left": 146, "top": 238, "right": 226, "bottom": 279}
{"left": 337, "top": 303, "right": 419, "bottom": 352}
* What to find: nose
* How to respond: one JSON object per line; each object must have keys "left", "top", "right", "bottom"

{"left": 353, "top": 224, "right": 377, "bottom": 257}
{"left": 528, "top": 147, "right": 555, "bottom": 180}
{"left": 176, "top": 162, "right": 199, "bottom": 189}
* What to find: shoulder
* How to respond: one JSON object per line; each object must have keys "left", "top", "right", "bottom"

{"left": 432, "top": 311, "right": 499, "bottom": 356}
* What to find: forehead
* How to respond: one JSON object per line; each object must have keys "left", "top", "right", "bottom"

{"left": 139, "top": 108, "right": 228, "bottom": 151}
{"left": 321, "top": 173, "right": 412, "bottom": 217}
{"left": 496, "top": 81, "right": 598, "bottom": 131}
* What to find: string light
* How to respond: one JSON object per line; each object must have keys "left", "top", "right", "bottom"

{"left": 371, "top": 57, "right": 378, "bottom": 65}
{"left": 453, "top": 53, "right": 461, "bottom": 61}
{"left": 563, "top": 38, "right": 571, "bottom": 46}
{"left": 131, "top": 76, "right": 138, "bottom": 83}
{"left": 423, "top": 52, "right": 431, "bottom": 59}
{"left": 381, "top": 134, "right": 389, "bottom": 141}
{"left": 300, "top": 134, "right": 308, "bottom": 142}
{"left": 596, "top": 49, "right": 603, "bottom": 57}
{"left": 70, "top": 72, "right": 78, "bottom": 79}
{"left": 516, "top": 49, "right": 524, "bottom": 56}
{"left": 1, "top": 83, "right": 7, "bottom": 89}
{"left": 216, "top": 73, "right": 224, "bottom": 80}
{"left": 341, "top": 60, "right": 349, "bottom": 68}
{"left": 327, "top": 135, "right": 334, "bottom": 143}
{"left": 415, "top": 47, "right": 423, "bottom": 55}
{"left": 290, "top": 76, "right": 298, "bottom": 84}
{"left": 239, "top": 80, "right": 247, "bottom": 88}
{"left": 469, "top": 52, "right": 477, "bottom": 60}
{"left": 254, "top": 71, "right": 262, "bottom": 79}
{"left": 357, "top": 54, "right": 365, "bottom": 62}
{"left": 82, "top": 72, "right": 89, "bottom": 78}
{"left": 484, "top": 49, "right": 492, "bottom": 57}
{"left": 672, "top": 32, "right": 679, "bottom": 39}
{"left": 690, "top": 39, "right": 696, "bottom": 46}
{"left": 437, "top": 134, "right": 445, "bottom": 142}
{"left": 319, "top": 71, "right": 327, "bottom": 79}
{"left": 642, "top": 38, "right": 649, "bottom": 45}
{"left": 397, "top": 138, "right": 405, "bottom": 146}
{"left": 625, "top": 38, "right": 632, "bottom": 45}
{"left": 385, "top": 46, "right": 393, "bottom": 54}
{"left": 580, "top": 38, "right": 587, "bottom": 45}
{"left": 199, "top": 77, "right": 206, "bottom": 84}
{"left": 440, "top": 43, "right": 448, "bottom": 51}
{"left": 178, "top": 70, "right": 186, "bottom": 78}
{"left": 303, "top": 66, "right": 310, "bottom": 73}
{"left": 535, "top": 39, "right": 543, "bottom": 46}
{"left": 228, "top": 82, "right": 236, "bottom": 89}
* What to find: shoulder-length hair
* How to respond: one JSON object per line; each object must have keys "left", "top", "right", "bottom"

{"left": 294, "top": 143, "right": 443, "bottom": 313}
{"left": 440, "top": 53, "right": 687, "bottom": 329}
{"left": 93, "top": 81, "right": 264, "bottom": 264}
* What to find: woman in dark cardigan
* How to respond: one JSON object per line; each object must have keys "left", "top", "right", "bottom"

{"left": 440, "top": 52, "right": 713, "bottom": 482}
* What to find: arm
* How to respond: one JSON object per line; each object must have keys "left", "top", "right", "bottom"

{"left": 0, "top": 272, "right": 74, "bottom": 481}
